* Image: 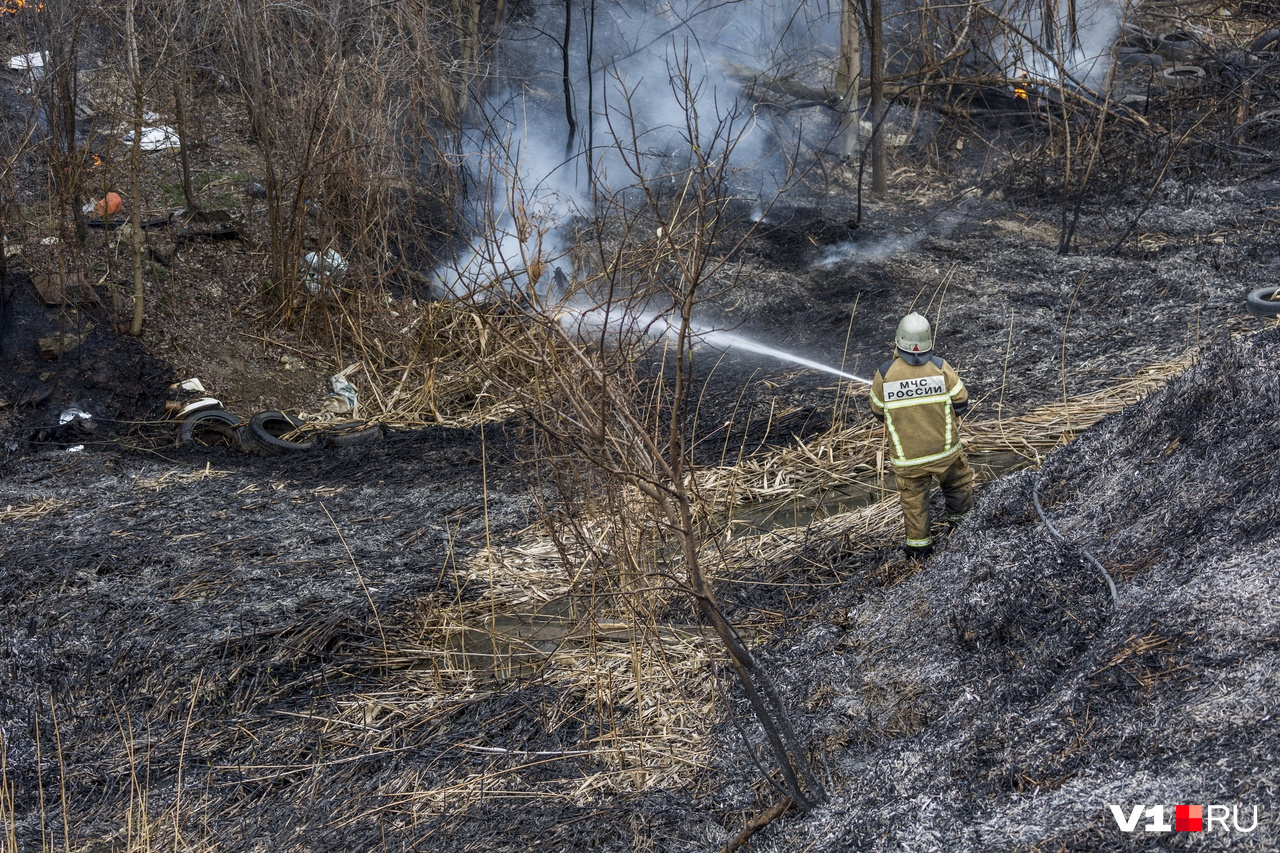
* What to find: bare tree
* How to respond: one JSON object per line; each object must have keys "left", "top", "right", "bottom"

{"left": 462, "top": 52, "right": 827, "bottom": 810}
{"left": 863, "top": 0, "right": 886, "bottom": 196}
{"left": 182, "top": 0, "right": 466, "bottom": 313}
{"left": 0, "top": 97, "right": 36, "bottom": 355}
{"left": 124, "top": 0, "right": 146, "bottom": 335}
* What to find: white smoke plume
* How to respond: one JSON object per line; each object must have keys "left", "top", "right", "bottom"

{"left": 997, "top": 0, "right": 1133, "bottom": 87}
{"left": 435, "top": 0, "right": 844, "bottom": 298}
{"left": 436, "top": 0, "right": 1131, "bottom": 297}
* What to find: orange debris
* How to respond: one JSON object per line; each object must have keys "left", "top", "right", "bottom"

{"left": 92, "top": 192, "right": 124, "bottom": 217}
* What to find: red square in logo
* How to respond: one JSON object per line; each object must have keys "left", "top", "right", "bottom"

{"left": 1176, "top": 804, "right": 1203, "bottom": 832}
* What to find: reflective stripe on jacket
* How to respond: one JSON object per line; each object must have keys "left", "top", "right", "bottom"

{"left": 870, "top": 355, "right": 968, "bottom": 471}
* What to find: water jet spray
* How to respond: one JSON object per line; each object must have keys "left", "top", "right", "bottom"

{"left": 561, "top": 296, "right": 871, "bottom": 385}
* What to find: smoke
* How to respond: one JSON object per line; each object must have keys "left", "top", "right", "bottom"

{"left": 435, "top": 112, "right": 592, "bottom": 300}
{"left": 812, "top": 199, "right": 971, "bottom": 270}
{"left": 997, "top": 0, "right": 1132, "bottom": 87}
{"left": 434, "top": 0, "right": 843, "bottom": 299}
{"left": 436, "top": 0, "right": 1131, "bottom": 298}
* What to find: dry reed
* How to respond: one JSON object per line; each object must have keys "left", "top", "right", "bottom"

{"left": 294, "top": 297, "right": 544, "bottom": 431}
{"left": 0, "top": 498, "right": 74, "bottom": 522}
{"left": 359, "top": 354, "right": 1191, "bottom": 813}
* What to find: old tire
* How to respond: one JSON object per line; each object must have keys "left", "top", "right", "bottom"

{"left": 1161, "top": 65, "right": 1205, "bottom": 88}
{"left": 1245, "top": 286, "right": 1280, "bottom": 318}
{"left": 1116, "top": 49, "right": 1163, "bottom": 68}
{"left": 321, "top": 421, "right": 385, "bottom": 448}
{"left": 1250, "top": 29, "right": 1280, "bottom": 54}
{"left": 1156, "top": 31, "right": 1199, "bottom": 62}
{"left": 1117, "top": 29, "right": 1160, "bottom": 52}
{"left": 179, "top": 408, "right": 243, "bottom": 449}
{"left": 245, "top": 411, "right": 316, "bottom": 454}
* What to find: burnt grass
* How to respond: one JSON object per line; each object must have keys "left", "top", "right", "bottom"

{"left": 5, "top": 68, "right": 1280, "bottom": 853}
{"left": 5, "top": 177, "right": 1279, "bottom": 848}
{"left": 747, "top": 325, "right": 1280, "bottom": 852}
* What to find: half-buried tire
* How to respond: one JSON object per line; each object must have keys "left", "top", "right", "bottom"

{"left": 245, "top": 411, "right": 317, "bottom": 455}
{"left": 1161, "top": 65, "right": 1205, "bottom": 88}
{"left": 1246, "top": 286, "right": 1280, "bottom": 318}
{"left": 179, "top": 408, "right": 243, "bottom": 449}
{"left": 321, "top": 421, "right": 385, "bottom": 448}
{"left": 1251, "top": 28, "right": 1280, "bottom": 54}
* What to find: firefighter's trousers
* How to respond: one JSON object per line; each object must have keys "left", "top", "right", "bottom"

{"left": 895, "top": 452, "right": 974, "bottom": 549}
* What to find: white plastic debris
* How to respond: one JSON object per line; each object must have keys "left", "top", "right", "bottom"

{"left": 323, "top": 373, "right": 358, "bottom": 415}
{"left": 320, "top": 364, "right": 361, "bottom": 415}
{"left": 123, "top": 125, "right": 180, "bottom": 151}
{"left": 66, "top": 445, "right": 85, "bottom": 453}
{"left": 177, "top": 397, "right": 223, "bottom": 418}
{"left": 8, "top": 52, "right": 45, "bottom": 76}
{"left": 59, "top": 406, "right": 92, "bottom": 426}
{"left": 177, "top": 378, "right": 207, "bottom": 393}
{"left": 302, "top": 249, "right": 347, "bottom": 295}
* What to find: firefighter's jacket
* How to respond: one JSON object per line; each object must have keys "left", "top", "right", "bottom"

{"left": 870, "top": 354, "right": 969, "bottom": 474}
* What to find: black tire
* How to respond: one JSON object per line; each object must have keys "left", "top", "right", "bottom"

{"left": 320, "top": 421, "right": 385, "bottom": 448}
{"left": 1156, "top": 32, "right": 1198, "bottom": 62}
{"left": 245, "top": 411, "right": 316, "bottom": 455}
{"left": 1161, "top": 65, "right": 1205, "bottom": 88}
{"left": 1246, "top": 286, "right": 1280, "bottom": 318}
{"left": 1250, "top": 28, "right": 1280, "bottom": 54}
{"left": 1117, "top": 30, "right": 1160, "bottom": 52}
{"left": 1116, "top": 50, "right": 1163, "bottom": 68}
{"left": 179, "top": 408, "right": 243, "bottom": 448}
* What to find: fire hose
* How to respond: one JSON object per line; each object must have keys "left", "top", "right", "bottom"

{"left": 1033, "top": 475, "right": 1119, "bottom": 606}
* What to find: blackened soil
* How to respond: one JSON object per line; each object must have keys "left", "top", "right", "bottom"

{"left": 0, "top": 421, "right": 537, "bottom": 846}
{"left": 3, "top": 167, "right": 1279, "bottom": 850}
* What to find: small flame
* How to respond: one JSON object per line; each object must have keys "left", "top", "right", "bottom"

{"left": 2, "top": 0, "right": 45, "bottom": 14}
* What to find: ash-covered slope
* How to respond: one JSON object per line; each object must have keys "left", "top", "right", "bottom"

{"left": 759, "top": 326, "right": 1280, "bottom": 850}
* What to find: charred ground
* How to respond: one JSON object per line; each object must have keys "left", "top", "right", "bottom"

{"left": 4, "top": 169, "right": 1277, "bottom": 849}
{"left": 746, "top": 324, "right": 1280, "bottom": 852}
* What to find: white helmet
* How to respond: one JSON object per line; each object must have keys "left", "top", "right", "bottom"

{"left": 895, "top": 312, "right": 933, "bottom": 355}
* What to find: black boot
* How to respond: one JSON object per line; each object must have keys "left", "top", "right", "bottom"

{"left": 903, "top": 543, "right": 934, "bottom": 561}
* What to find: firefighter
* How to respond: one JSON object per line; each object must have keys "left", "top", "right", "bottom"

{"left": 869, "top": 312, "right": 973, "bottom": 559}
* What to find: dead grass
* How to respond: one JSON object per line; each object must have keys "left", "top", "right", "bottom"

{"left": 364, "top": 527, "right": 718, "bottom": 814}
{"left": 339, "top": 354, "right": 1195, "bottom": 816}
{"left": 131, "top": 462, "right": 230, "bottom": 490}
{"left": 286, "top": 297, "right": 545, "bottom": 430}
{"left": 0, "top": 498, "right": 74, "bottom": 521}
{"left": 695, "top": 356, "right": 1190, "bottom": 513}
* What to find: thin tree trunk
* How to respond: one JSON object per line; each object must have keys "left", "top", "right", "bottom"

{"left": 836, "top": 0, "right": 861, "bottom": 159}
{"left": 174, "top": 83, "right": 201, "bottom": 212}
{"left": 663, "top": 285, "right": 825, "bottom": 811}
{"left": 585, "top": 0, "right": 596, "bottom": 190}
{"left": 562, "top": 0, "right": 576, "bottom": 156}
{"left": 127, "top": 0, "right": 145, "bottom": 336}
{"left": 869, "top": 0, "right": 887, "bottom": 196}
